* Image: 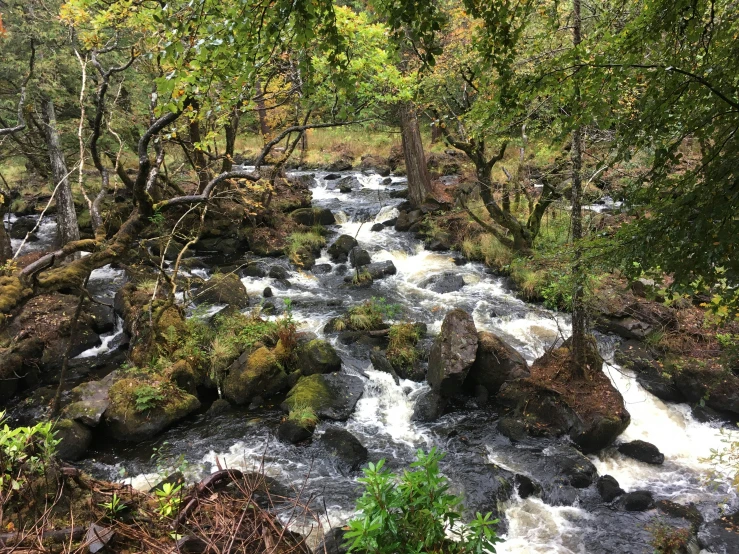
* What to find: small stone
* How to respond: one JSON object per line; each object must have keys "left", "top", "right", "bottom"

{"left": 263, "top": 287, "right": 273, "bottom": 298}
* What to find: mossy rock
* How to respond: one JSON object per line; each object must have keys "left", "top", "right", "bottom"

{"left": 222, "top": 346, "right": 288, "bottom": 405}
{"left": 194, "top": 273, "right": 249, "bottom": 309}
{"left": 165, "top": 359, "right": 201, "bottom": 395}
{"left": 289, "top": 246, "right": 316, "bottom": 270}
{"left": 282, "top": 373, "right": 364, "bottom": 421}
{"left": 103, "top": 378, "right": 200, "bottom": 442}
{"left": 290, "top": 207, "right": 335, "bottom": 226}
{"left": 63, "top": 370, "right": 120, "bottom": 427}
{"left": 54, "top": 419, "right": 92, "bottom": 462}
{"left": 296, "top": 339, "right": 342, "bottom": 376}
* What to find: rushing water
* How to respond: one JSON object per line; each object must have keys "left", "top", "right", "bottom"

{"left": 62, "top": 169, "right": 737, "bottom": 552}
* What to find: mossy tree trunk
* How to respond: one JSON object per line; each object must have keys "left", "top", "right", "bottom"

{"left": 399, "top": 101, "right": 432, "bottom": 208}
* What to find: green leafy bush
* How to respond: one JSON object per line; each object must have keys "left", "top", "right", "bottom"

{"left": 134, "top": 384, "right": 165, "bottom": 412}
{"left": 1, "top": 411, "right": 58, "bottom": 497}
{"left": 345, "top": 448, "right": 500, "bottom": 554}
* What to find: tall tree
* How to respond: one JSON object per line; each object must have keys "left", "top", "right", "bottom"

{"left": 399, "top": 101, "right": 431, "bottom": 207}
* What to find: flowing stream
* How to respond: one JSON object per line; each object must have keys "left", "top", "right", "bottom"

{"left": 54, "top": 170, "right": 737, "bottom": 552}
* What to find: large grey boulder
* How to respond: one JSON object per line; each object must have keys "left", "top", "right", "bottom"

{"left": 427, "top": 309, "right": 478, "bottom": 397}
{"left": 466, "top": 331, "right": 529, "bottom": 395}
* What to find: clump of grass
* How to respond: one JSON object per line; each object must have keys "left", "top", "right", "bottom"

{"left": 347, "top": 297, "right": 402, "bottom": 331}
{"left": 510, "top": 263, "right": 547, "bottom": 301}
{"left": 352, "top": 269, "right": 373, "bottom": 286}
{"left": 288, "top": 402, "right": 319, "bottom": 429}
{"left": 286, "top": 229, "right": 326, "bottom": 267}
{"left": 461, "top": 233, "right": 513, "bottom": 269}
{"left": 387, "top": 323, "right": 422, "bottom": 371}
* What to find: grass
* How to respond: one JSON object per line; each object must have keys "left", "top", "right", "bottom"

{"left": 386, "top": 323, "right": 422, "bottom": 371}
{"left": 461, "top": 233, "right": 514, "bottom": 269}
{"left": 287, "top": 403, "right": 319, "bottom": 429}
{"left": 286, "top": 229, "right": 326, "bottom": 257}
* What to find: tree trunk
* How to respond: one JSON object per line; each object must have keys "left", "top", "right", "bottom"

{"left": 189, "top": 114, "right": 210, "bottom": 193}
{"left": 43, "top": 98, "right": 80, "bottom": 247}
{"left": 1, "top": 203, "right": 12, "bottom": 263}
{"left": 570, "top": 0, "right": 588, "bottom": 374}
{"left": 255, "top": 80, "right": 270, "bottom": 141}
{"left": 430, "top": 121, "right": 442, "bottom": 143}
{"left": 399, "top": 102, "right": 431, "bottom": 207}
{"left": 222, "top": 108, "right": 240, "bottom": 173}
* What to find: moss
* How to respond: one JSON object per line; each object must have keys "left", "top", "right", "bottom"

{"left": 284, "top": 374, "right": 332, "bottom": 412}
{"left": 0, "top": 276, "right": 31, "bottom": 314}
{"left": 386, "top": 323, "right": 421, "bottom": 371}
{"left": 245, "top": 346, "right": 279, "bottom": 376}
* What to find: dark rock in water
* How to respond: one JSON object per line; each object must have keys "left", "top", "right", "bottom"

{"left": 149, "top": 472, "right": 185, "bottom": 494}
{"left": 619, "top": 490, "right": 654, "bottom": 511}
{"left": 427, "top": 309, "right": 478, "bottom": 397}
{"left": 195, "top": 273, "right": 249, "bottom": 309}
{"left": 326, "top": 159, "right": 352, "bottom": 172}
{"left": 54, "top": 419, "right": 92, "bottom": 461}
{"left": 395, "top": 209, "right": 423, "bottom": 231}
{"left": 290, "top": 207, "right": 335, "bottom": 226}
{"left": 290, "top": 246, "right": 316, "bottom": 270}
{"left": 656, "top": 500, "right": 703, "bottom": 531}
{"left": 282, "top": 373, "right": 364, "bottom": 421}
{"left": 515, "top": 474, "right": 541, "bottom": 499}
{"left": 242, "top": 262, "right": 267, "bottom": 277}
{"left": 324, "top": 173, "right": 342, "bottom": 180}
{"left": 319, "top": 427, "right": 368, "bottom": 473}
{"left": 454, "top": 257, "right": 468, "bottom": 266}
{"left": 86, "top": 302, "right": 116, "bottom": 334}
{"left": 421, "top": 272, "right": 466, "bottom": 294}
{"left": 277, "top": 420, "right": 314, "bottom": 444}
{"left": 273, "top": 278, "right": 292, "bottom": 290}
{"left": 339, "top": 184, "right": 353, "bottom": 193}
{"left": 698, "top": 518, "right": 739, "bottom": 554}
{"left": 691, "top": 404, "right": 725, "bottom": 423}
{"left": 381, "top": 177, "right": 393, "bottom": 186}
{"left": 370, "top": 223, "right": 384, "bottom": 232}
{"left": 618, "top": 440, "right": 664, "bottom": 465}
{"left": 349, "top": 247, "right": 371, "bottom": 267}
{"left": 673, "top": 364, "right": 739, "bottom": 419}
{"left": 544, "top": 482, "right": 579, "bottom": 506}
{"left": 296, "top": 339, "right": 342, "bottom": 375}
{"left": 63, "top": 371, "right": 120, "bottom": 427}
{"left": 269, "top": 265, "right": 289, "bottom": 280}
{"left": 497, "top": 416, "right": 528, "bottom": 441}
{"left": 315, "top": 527, "right": 348, "bottom": 554}
{"left": 262, "top": 301, "right": 277, "bottom": 315}
{"left": 327, "top": 234, "right": 359, "bottom": 263}
{"left": 389, "top": 189, "right": 408, "bottom": 199}
{"left": 466, "top": 331, "right": 529, "bottom": 395}
{"left": 597, "top": 475, "right": 624, "bottom": 502}
{"left": 10, "top": 217, "right": 38, "bottom": 240}
{"left": 263, "top": 287, "right": 273, "bottom": 298}
{"left": 412, "top": 389, "right": 448, "bottom": 422}
{"left": 542, "top": 445, "right": 598, "bottom": 488}
{"left": 207, "top": 398, "right": 231, "bottom": 416}
{"left": 334, "top": 264, "right": 348, "bottom": 274}
{"left": 450, "top": 460, "right": 514, "bottom": 518}
{"left": 366, "top": 260, "right": 397, "bottom": 280}
{"left": 615, "top": 340, "right": 684, "bottom": 402}
{"left": 370, "top": 351, "right": 400, "bottom": 385}
{"left": 312, "top": 263, "right": 332, "bottom": 275}
{"left": 223, "top": 347, "right": 288, "bottom": 405}
{"left": 382, "top": 217, "right": 398, "bottom": 227}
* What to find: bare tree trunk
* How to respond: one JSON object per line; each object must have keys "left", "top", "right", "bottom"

{"left": 222, "top": 109, "right": 239, "bottom": 173}
{"left": 430, "top": 121, "right": 442, "bottom": 144}
{"left": 43, "top": 98, "right": 80, "bottom": 247}
{"left": 1, "top": 204, "right": 12, "bottom": 263}
{"left": 570, "top": 0, "right": 588, "bottom": 373}
{"left": 255, "top": 80, "right": 270, "bottom": 141}
{"left": 189, "top": 110, "right": 210, "bottom": 193}
{"left": 399, "top": 102, "right": 431, "bottom": 207}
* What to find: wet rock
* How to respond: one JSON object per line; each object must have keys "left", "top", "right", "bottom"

{"left": 412, "top": 389, "right": 448, "bottom": 422}
{"left": 207, "top": 398, "right": 232, "bottom": 416}
{"left": 691, "top": 404, "right": 724, "bottom": 423}
{"left": 542, "top": 444, "right": 598, "bottom": 488}
{"left": 698, "top": 511, "right": 739, "bottom": 553}
{"left": 312, "top": 263, "right": 332, "bottom": 275}
{"left": 277, "top": 420, "right": 314, "bottom": 444}
{"left": 597, "top": 475, "right": 624, "bottom": 502}
{"left": 10, "top": 217, "right": 38, "bottom": 240}
{"left": 395, "top": 209, "right": 423, "bottom": 232}
{"left": 425, "top": 233, "right": 452, "bottom": 252}
{"left": 656, "top": 500, "right": 703, "bottom": 531}
{"left": 466, "top": 331, "right": 529, "bottom": 395}
{"left": 242, "top": 262, "right": 267, "bottom": 278}
{"left": 326, "top": 159, "right": 353, "bottom": 172}
{"left": 263, "top": 287, "right": 273, "bottom": 298}
{"left": 427, "top": 309, "right": 478, "bottom": 397}
{"left": 337, "top": 176, "right": 359, "bottom": 192}
{"left": 194, "top": 273, "right": 249, "bottom": 309}
{"left": 672, "top": 363, "right": 739, "bottom": 418}
{"left": 54, "top": 419, "right": 92, "bottom": 461}
{"left": 223, "top": 347, "right": 288, "bottom": 405}
{"left": 86, "top": 303, "right": 116, "bottom": 335}
{"left": 262, "top": 301, "right": 277, "bottom": 315}
{"left": 615, "top": 340, "right": 685, "bottom": 402}
{"left": 63, "top": 371, "right": 120, "bottom": 427}
{"left": 365, "top": 260, "right": 397, "bottom": 280}
{"left": 382, "top": 217, "right": 398, "bottom": 227}
{"left": 389, "top": 189, "right": 408, "bottom": 199}
{"left": 269, "top": 265, "right": 289, "bottom": 280}
{"left": 319, "top": 427, "right": 368, "bottom": 474}
{"left": 618, "top": 490, "right": 654, "bottom": 511}
{"left": 544, "top": 482, "right": 579, "bottom": 506}
{"left": 451, "top": 460, "right": 514, "bottom": 518}
{"left": 595, "top": 301, "right": 678, "bottom": 340}
{"left": 324, "top": 173, "right": 341, "bottom": 180}
{"left": 282, "top": 373, "right": 364, "bottom": 421}
{"left": 515, "top": 474, "right": 541, "bottom": 499}
{"left": 381, "top": 177, "right": 393, "bottom": 185}
{"left": 290, "top": 207, "right": 336, "bottom": 226}
{"left": 314, "top": 528, "right": 348, "bottom": 554}
{"left": 359, "top": 155, "right": 391, "bottom": 176}
{"left": 420, "top": 272, "right": 466, "bottom": 294}
{"left": 296, "top": 340, "right": 342, "bottom": 376}
{"left": 618, "top": 440, "right": 664, "bottom": 465}
{"left": 103, "top": 378, "right": 200, "bottom": 441}
{"left": 370, "top": 223, "right": 384, "bottom": 232}
{"left": 327, "top": 234, "right": 359, "bottom": 263}
{"left": 349, "top": 247, "right": 371, "bottom": 267}
{"left": 370, "top": 351, "right": 400, "bottom": 385}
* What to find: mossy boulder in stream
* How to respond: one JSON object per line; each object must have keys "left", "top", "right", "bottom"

{"left": 295, "top": 339, "right": 342, "bottom": 376}
{"left": 327, "top": 234, "right": 358, "bottom": 263}
{"left": 194, "top": 273, "right": 249, "bottom": 309}
{"left": 223, "top": 346, "right": 288, "bottom": 405}
{"left": 54, "top": 419, "right": 93, "bottom": 461}
{"left": 103, "top": 378, "right": 200, "bottom": 441}
{"left": 282, "top": 373, "right": 364, "bottom": 421}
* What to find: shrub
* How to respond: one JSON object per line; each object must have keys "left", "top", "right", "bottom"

{"left": 345, "top": 448, "right": 500, "bottom": 554}
{"left": 134, "top": 384, "right": 165, "bottom": 412}
{"left": 648, "top": 521, "right": 690, "bottom": 554}
{"left": 1, "top": 411, "right": 58, "bottom": 499}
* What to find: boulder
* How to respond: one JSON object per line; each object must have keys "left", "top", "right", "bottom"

{"left": 296, "top": 339, "right": 342, "bottom": 376}
{"left": 324, "top": 173, "right": 341, "bottom": 180}
{"left": 595, "top": 301, "right": 678, "bottom": 340}
{"left": 290, "top": 207, "right": 335, "bottom": 226}
{"left": 365, "top": 260, "right": 397, "bottom": 280}
{"left": 541, "top": 444, "right": 598, "bottom": 488}
{"left": 327, "top": 235, "right": 359, "bottom": 263}
{"left": 450, "top": 459, "right": 514, "bottom": 518}
{"left": 672, "top": 363, "right": 739, "bottom": 418}
{"left": 370, "top": 350, "right": 400, "bottom": 385}
{"left": 282, "top": 373, "right": 364, "bottom": 421}
{"left": 242, "top": 262, "right": 267, "bottom": 278}
{"left": 223, "top": 347, "right": 288, "bottom": 405}
{"left": 263, "top": 287, "right": 273, "bottom": 298}
{"left": 326, "top": 158, "right": 352, "bottom": 172}
{"left": 618, "top": 440, "right": 664, "bottom": 465}
{"left": 290, "top": 246, "right": 316, "bottom": 270}
{"left": 63, "top": 371, "right": 120, "bottom": 427}
{"left": 312, "top": 263, "right": 332, "bottom": 275}
{"left": 277, "top": 420, "right": 314, "bottom": 444}
{"left": 420, "top": 273, "right": 466, "bottom": 294}
{"left": 656, "top": 500, "right": 704, "bottom": 532}
{"left": 10, "top": 217, "right": 38, "bottom": 240}
{"left": 269, "top": 265, "right": 289, "bottom": 280}
{"left": 370, "top": 223, "right": 384, "bottom": 232}
{"left": 618, "top": 490, "right": 654, "bottom": 511}
{"left": 194, "top": 273, "right": 249, "bottom": 309}
{"left": 104, "top": 379, "right": 200, "bottom": 441}
{"left": 349, "top": 247, "right": 371, "bottom": 268}
{"left": 596, "top": 475, "right": 624, "bottom": 502}
{"left": 698, "top": 512, "right": 739, "bottom": 553}
{"left": 614, "top": 340, "right": 685, "bottom": 402}
{"left": 425, "top": 233, "right": 453, "bottom": 252}
{"left": 412, "top": 389, "right": 448, "bottom": 422}
{"left": 427, "top": 309, "right": 478, "bottom": 397}
{"left": 515, "top": 474, "right": 541, "bottom": 499}
{"left": 86, "top": 302, "right": 116, "bottom": 335}
{"left": 54, "top": 419, "right": 92, "bottom": 461}
{"left": 395, "top": 210, "right": 423, "bottom": 232}
{"left": 319, "top": 427, "right": 368, "bottom": 473}
{"left": 466, "top": 331, "right": 529, "bottom": 395}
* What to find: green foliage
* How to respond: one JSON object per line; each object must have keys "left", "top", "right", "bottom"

{"left": 287, "top": 403, "right": 319, "bottom": 429}
{"left": 461, "top": 234, "right": 513, "bottom": 270}
{"left": 0, "top": 411, "right": 59, "bottom": 497}
{"left": 345, "top": 448, "right": 500, "bottom": 554}
{"left": 287, "top": 230, "right": 326, "bottom": 262}
{"left": 716, "top": 333, "right": 739, "bottom": 372}
{"left": 540, "top": 270, "right": 573, "bottom": 311}
{"left": 648, "top": 520, "right": 691, "bottom": 554}
{"left": 386, "top": 323, "right": 422, "bottom": 371}
{"left": 133, "top": 384, "right": 165, "bottom": 413}
{"left": 155, "top": 482, "right": 183, "bottom": 519}
{"left": 100, "top": 493, "right": 127, "bottom": 519}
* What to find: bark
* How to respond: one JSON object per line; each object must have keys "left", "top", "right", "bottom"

{"left": 570, "top": 0, "right": 588, "bottom": 373}
{"left": 399, "top": 102, "right": 431, "bottom": 207}
{"left": 43, "top": 98, "right": 80, "bottom": 247}
{"left": 255, "top": 80, "right": 270, "bottom": 140}
{"left": 0, "top": 203, "right": 12, "bottom": 263}
{"left": 221, "top": 108, "right": 240, "bottom": 173}
{"left": 189, "top": 111, "right": 210, "bottom": 193}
